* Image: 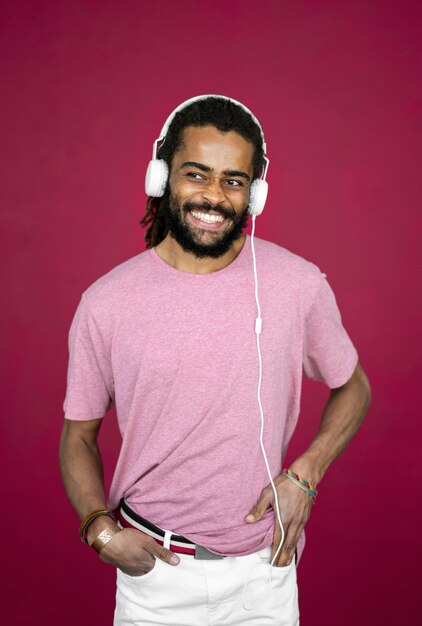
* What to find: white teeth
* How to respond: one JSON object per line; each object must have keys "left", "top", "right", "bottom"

{"left": 191, "top": 210, "right": 224, "bottom": 224}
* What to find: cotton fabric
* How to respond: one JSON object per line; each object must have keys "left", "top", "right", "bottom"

{"left": 114, "top": 545, "right": 299, "bottom": 626}
{"left": 63, "top": 235, "right": 358, "bottom": 560}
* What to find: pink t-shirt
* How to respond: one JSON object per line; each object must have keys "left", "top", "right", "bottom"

{"left": 63, "top": 235, "right": 358, "bottom": 558}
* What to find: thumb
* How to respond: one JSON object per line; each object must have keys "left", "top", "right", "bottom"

{"left": 245, "top": 498, "right": 269, "bottom": 523}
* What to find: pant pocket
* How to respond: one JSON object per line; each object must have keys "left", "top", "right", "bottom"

{"left": 254, "top": 546, "right": 296, "bottom": 573}
{"left": 117, "top": 556, "right": 159, "bottom": 584}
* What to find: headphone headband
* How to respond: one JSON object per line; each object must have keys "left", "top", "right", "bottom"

{"left": 153, "top": 94, "right": 267, "bottom": 164}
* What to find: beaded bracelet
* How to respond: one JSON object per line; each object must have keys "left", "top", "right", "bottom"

{"left": 283, "top": 468, "right": 318, "bottom": 498}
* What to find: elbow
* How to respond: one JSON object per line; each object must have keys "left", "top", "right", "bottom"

{"left": 350, "top": 361, "right": 372, "bottom": 413}
{"left": 364, "top": 376, "right": 372, "bottom": 407}
{"left": 333, "top": 361, "right": 372, "bottom": 409}
{"left": 356, "top": 363, "right": 372, "bottom": 408}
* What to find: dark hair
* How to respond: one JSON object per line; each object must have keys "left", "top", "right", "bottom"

{"left": 140, "top": 97, "right": 266, "bottom": 248}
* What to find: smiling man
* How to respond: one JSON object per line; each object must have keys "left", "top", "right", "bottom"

{"left": 160, "top": 125, "right": 253, "bottom": 262}
{"left": 60, "top": 95, "right": 371, "bottom": 626}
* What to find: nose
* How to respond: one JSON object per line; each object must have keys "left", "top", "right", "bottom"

{"left": 202, "top": 177, "right": 226, "bottom": 206}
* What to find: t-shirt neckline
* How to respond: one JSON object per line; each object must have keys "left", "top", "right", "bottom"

{"left": 149, "top": 235, "right": 250, "bottom": 279}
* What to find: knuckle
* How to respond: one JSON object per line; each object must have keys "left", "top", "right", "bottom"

{"left": 159, "top": 547, "right": 171, "bottom": 561}
{"left": 145, "top": 536, "right": 156, "bottom": 549}
{"left": 141, "top": 535, "right": 151, "bottom": 548}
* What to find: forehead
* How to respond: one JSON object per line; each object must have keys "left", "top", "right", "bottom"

{"left": 173, "top": 125, "right": 254, "bottom": 173}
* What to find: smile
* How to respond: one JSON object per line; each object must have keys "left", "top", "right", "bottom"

{"left": 190, "top": 210, "right": 225, "bottom": 224}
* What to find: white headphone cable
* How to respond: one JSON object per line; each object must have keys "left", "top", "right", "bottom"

{"left": 240, "top": 215, "right": 286, "bottom": 611}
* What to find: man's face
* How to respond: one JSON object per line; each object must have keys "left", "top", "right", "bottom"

{"left": 163, "top": 125, "right": 255, "bottom": 258}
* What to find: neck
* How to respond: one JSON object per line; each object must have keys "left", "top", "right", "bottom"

{"left": 154, "top": 233, "right": 247, "bottom": 274}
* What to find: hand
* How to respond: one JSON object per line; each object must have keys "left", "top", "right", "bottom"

{"left": 245, "top": 472, "right": 315, "bottom": 567}
{"left": 98, "top": 527, "right": 180, "bottom": 576}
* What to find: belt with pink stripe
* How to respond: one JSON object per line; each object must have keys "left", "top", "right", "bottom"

{"left": 116, "top": 499, "right": 225, "bottom": 560}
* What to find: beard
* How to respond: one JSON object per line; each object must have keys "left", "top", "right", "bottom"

{"left": 161, "top": 190, "right": 249, "bottom": 259}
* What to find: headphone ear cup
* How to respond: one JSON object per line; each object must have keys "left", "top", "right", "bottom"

{"left": 248, "top": 179, "right": 268, "bottom": 216}
{"left": 145, "top": 159, "right": 169, "bottom": 197}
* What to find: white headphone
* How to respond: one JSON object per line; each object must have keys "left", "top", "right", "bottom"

{"left": 145, "top": 94, "right": 269, "bottom": 216}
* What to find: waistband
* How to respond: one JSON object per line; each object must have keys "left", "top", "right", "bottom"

{"left": 116, "top": 499, "right": 226, "bottom": 560}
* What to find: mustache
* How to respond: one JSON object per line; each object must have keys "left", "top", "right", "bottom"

{"left": 183, "top": 200, "right": 236, "bottom": 220}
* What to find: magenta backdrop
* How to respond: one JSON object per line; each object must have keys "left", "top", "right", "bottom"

{"left": 2, "top": 1, "right": 420, "bottom": 624}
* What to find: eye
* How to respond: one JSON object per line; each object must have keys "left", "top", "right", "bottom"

{"left": 187, "top": 172, "right": 205, "bottom": 180}
{"left": 225, "top": 179, "right": 243, "bottom": 187}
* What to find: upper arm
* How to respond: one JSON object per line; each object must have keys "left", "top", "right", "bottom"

{"left": 63, "top": 296, "right": 114, "bottom": 422}
{"left": 303, "top": 273, "right": 359, "bottom": 389}
{"left": 330, "top": 361, "right": 372, "bottom": 398}
{"left": 60, "top": 417, "right": 103, "bottom": 450}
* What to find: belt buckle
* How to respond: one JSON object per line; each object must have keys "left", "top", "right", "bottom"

{"left": 194, "top": 544, "right": 224, "bottom": 560}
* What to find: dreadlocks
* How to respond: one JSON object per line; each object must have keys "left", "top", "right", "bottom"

{"left": 139, "top": 97, "right": 265, "bottom": 248}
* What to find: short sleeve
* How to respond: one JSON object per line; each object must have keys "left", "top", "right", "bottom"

{"left": 63, "top": 295, "right": 114, "bottom": 420}
{"left": 303, "top": 274, "right": 358, "bottom": 388}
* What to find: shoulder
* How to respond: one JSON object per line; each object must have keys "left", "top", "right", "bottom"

{"left": 80, "top": 249, "right": 152, "bottom": 316}
{"left": 253, "top": 236, "right": 323, "bottom": 281}
{"left": 251, "top": 237, "right": 326, "bottom": 314}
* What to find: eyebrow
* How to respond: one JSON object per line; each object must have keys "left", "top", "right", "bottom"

{"left": 224, "top": 169, "right": 251, "bottom": 182}
{"left": 181, "top": 161, "right": 211, "bottom": 173}
{"left": 180, "top": 161, "right": 251, "bottom": 182}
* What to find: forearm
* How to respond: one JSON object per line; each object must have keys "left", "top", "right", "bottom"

{"left": 59, "top": 421, "right": 106, "bottom": 520}
{"left": 292, "top": 363, "right": 371, "bottom": 486}
{"left": 58, "top": 421, "right": 176, "bottom": 572}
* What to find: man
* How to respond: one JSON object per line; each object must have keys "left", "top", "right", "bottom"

{"left": 60, "top": 95, "right": 371, "bottom": 625}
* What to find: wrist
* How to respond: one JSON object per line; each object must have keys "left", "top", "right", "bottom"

{"left": 86, "top": 515, "right": 120, "bottom": 545}
{"left": 90, "top": 526, "right": 122, "bottom": 554}
{"left": 288, "top": 454, "right": 324, "bottom": 488}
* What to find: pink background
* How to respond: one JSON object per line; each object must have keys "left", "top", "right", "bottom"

{"left": 2, "top": 1, "right": 420, "bottom": 624}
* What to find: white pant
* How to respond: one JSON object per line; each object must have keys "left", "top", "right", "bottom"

{"left": 114, "top": 545, "right": 299, "bottom": 626}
